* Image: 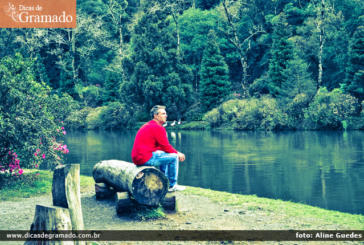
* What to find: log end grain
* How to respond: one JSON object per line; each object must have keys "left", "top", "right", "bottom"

{"left": 131, "top": 167, "right": 168, "bottom": 206}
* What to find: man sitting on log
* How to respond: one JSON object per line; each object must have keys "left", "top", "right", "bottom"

{"left": 131, "top": 105, "right": 186, "bottom": 192}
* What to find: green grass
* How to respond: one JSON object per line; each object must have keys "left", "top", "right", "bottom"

{"left": 0, "top": 169, "right": 94, "bottom": 201}
{"left": 126, "top": 205, "right": 166, "bottom": 221}
{"left": 184, "top": 186, "right": 364, "bottom": 229}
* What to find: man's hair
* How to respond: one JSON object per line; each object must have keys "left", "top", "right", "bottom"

{"left": 150, "top": 105, "right": 166, "bottom": 119}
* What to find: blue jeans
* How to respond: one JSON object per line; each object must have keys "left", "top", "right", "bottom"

{"left": 144, "top": 150, "right": 179, "bottom": 188}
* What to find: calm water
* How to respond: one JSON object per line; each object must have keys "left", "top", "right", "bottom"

{"left": 65, "top": 130, "right": 364, "bottom": 215}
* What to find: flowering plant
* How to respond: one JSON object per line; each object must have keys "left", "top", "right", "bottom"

{"left": 31, "top": 123, "right": 69, "bottom": 170}
{"left": 0, "top": 150, "right": 23, "bottom": 176}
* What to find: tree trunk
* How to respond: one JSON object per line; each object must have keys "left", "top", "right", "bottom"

{"left": 172, "top": 13, "right": 181, "bottom": 58}
{"left": 52, "top": 164, "right": 84, "bottom": 231}
{"left": 25, "top": 205, "right": 73, "bottom": 245}
{"left": 317, "top": 0, "right": 325, "bottom": 90}
{"left": 93, "top": 160, "right": 168, "bottom": 206}
{"left": 222, "top": 0, "right": 248, "bottom": 97}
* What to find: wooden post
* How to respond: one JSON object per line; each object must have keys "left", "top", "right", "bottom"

{"left": 52, "top": 164, "right": 84, "bottom": 230}
{"left": 93, "top": 160, "right": 168, "bottom": 206}
{"left": 25, "top": 205, "right": 73, "bottom": 245}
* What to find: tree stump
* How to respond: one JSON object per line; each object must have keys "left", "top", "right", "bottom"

{"left": 52, "top": 164, "right": 84, "bottom": 231}
{"left": 95, "top": 182, "right": 117, "bottom": 200}
{"left": 93, "top": 160, "right": 168, "bottom": 206}
{"left": 115, "top": 192, "right": 135, "bottom": 215}
{"left": 24, "top": 205, "right": 73, "bottom": 245}
{"left": 161, "top": 193, "right": 178, "bottom": 212}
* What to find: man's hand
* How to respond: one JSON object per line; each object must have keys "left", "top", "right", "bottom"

{"left": 177, "top": 152, "right": 186, "bottom": 162}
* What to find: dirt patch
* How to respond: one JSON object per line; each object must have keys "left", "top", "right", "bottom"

{"left": 0, "top": 189, "right": 360, "bottom": 245}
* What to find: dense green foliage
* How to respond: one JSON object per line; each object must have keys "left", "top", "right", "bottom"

{"left": 1, "top": 0, "right": 364, "bottom": 178}
{"left": 200, "top": 30, "right": 230, "bottom": 112}
{"left": 0, "top": 54, "right": 72, "bottom": 175}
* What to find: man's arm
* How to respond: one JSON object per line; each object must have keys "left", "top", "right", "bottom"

{"left": 154, "top": 125, "right": 186, "bottom": 162}
{"left": 153, "top": 125, "right": 178, "bottom": 153}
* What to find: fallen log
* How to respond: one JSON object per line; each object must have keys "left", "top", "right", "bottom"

{"left": 93, "top": 160, "right": 168, "bottom": 206}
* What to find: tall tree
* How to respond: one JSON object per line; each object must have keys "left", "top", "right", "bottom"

{"left": 199, "top": 30, "right": 230, "bottom": 112}
{"left": 281, "top": 50, "right": 316, "bottom": 100}
{"left": 345, "top": 23, "right": 364, "bottom": 101}
{"left": 267, "top": 13, "right": 293, "bottom": 97}
{"left": 220, "top": 0, "right": 266, "bottom": 97}
{"left": 121, "top": 2, "right": 193, "bottom": 120}
{"left": 179, "top": 8, "right": 221, "bottom": 91}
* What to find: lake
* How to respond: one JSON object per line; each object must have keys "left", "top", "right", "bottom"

{"left": 65, "top": 130, "right": 364, "bottom": 215}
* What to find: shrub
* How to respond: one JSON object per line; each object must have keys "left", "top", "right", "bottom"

{"left": 258, "top": 96, "right": 288, "bottom": 130}
{"left": 232, "top": 99, "right": 261, "bottom": 130}
{"left": 0, "top": 54, "right": 68, "bottom": 174}
{"left": 64, "top": 107, "right": 92, "bottom": 130}
{"left": 285, "top": 93, "right": 312, "bottom": 129}
{"left": 86, "top": 107, "right": 106, "bottom": 130}
{"left": 48, "top": 93, "right": 79, "bottom": 122}
{"left": 75, "top": 84, "right": 103, "bottom": 107}
{"left": 99, "top": 102, "right": 136, "bottom": 130}
{"left": 203, "top": 108, "right": 221, "bottom": 127}
{"left": 184, "top": 103, "right": 204, "bottom": 121}
{"left": 203, "top": 96, "right": 288, "bottom": 130}
{"left": 303, "top": 88, "right": 359, "bottom": 129}
{"left": 233, "top": 96, "right": 287, "bottom": 130}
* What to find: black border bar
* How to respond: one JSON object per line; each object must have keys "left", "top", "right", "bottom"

{"left": 1, "top": 230, "right": 363, "bottom": 241}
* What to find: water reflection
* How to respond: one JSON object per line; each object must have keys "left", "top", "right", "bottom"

{"left": 65, "top": 130, "right": 364, "bottom": 215}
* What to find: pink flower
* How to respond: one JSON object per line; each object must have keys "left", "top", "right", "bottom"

{"left": 35, "top": 164, "right": 39, "bottom": 168}
{"left": 63, "top": 131, "right": 66, "bottom": 135}
{"left": 42, "top": 154, "right": 45, "bottom": 159}
{"left": 34, "top": 152, "right": 37, "bottom": 157}
{"left": 18, "top": 169, "right": 23, "bottom": 175}
{"left": 36, "top": 173, "right": 40, "bottom": 176}
{"left": 61, "top": 127, "right": 65, "bottom": 130}
{"left": 36, "top": 149, "right": 40, "bottom": 153}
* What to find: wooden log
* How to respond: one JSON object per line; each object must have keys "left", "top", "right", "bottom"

{"left": 95, "top": 182, "right": 117, "bottom": 200}
{"left": 52, "top": 164, "right": 84, "bottom": 231}
{"left": 115, "top": 192, "right": 134, "bottom": 215}
{"left": 93, "top": 160, "right": 168, "bottom": 206}
{"left": 161, "top": 193, "right": 178, "bottom": 212}
{"left": 25, "top": 205, "right": 73, "bottom": 245}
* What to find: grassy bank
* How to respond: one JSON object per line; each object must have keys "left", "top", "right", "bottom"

{"left": 185, "top": 186, "right": 364, "bottom": 230}
{"left": 0, "top": 169, "right": 94, "bottom": 201}
{"left": 1, "top": 170, "right": 363, "bottom": 229}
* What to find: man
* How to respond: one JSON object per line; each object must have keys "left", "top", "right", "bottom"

{"left": 131, "top": 105, "right": 186, "bottom": 192}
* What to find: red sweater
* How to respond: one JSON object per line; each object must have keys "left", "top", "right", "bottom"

{"left": 131, "top": 120, "right": 177, "bottom": 165}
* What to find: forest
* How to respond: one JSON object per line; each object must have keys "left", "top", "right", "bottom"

{"left": 0, "top": 0, "right": 363, "bottom": 172}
